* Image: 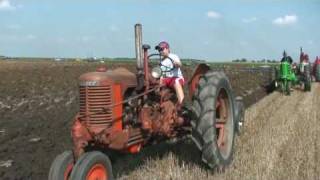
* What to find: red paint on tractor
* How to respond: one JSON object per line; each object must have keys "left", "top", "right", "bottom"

{"left": 188, "top": 64, "right": 210, "bottom": 99}
{"left": 112, "top": 84, "right": 123, "bottom": 131}
{"left": 96, "top": 66, "right": 107, "bottom": 72}
{"left": 71, "top": 116, "right": 92, "bottom": 158}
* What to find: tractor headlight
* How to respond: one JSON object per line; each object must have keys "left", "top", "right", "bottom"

{"left": 151, "top": 67, "right": 162, "bottom": 79}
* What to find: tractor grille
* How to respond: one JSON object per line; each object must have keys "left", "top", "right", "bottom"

{"left": 79, "top": 86, "right": 113, "bottom": 128}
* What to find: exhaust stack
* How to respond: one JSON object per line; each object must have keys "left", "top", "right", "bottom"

{"left": 135, "top": 24, "right": 144, "bottom": 90}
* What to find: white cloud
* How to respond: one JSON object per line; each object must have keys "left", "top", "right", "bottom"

{"left": 272, "top": 15, "right": 297, "bottom": 26}
{"left": 0, "top": 0, "right": 15, "bottom": 11}
{"left": 242, "top": 17, "right": 257, "bottom": 23}
{"left": 207, "top": 11, "right": 221, "bottom": 19}
{"left": 307, "top": 40, "right": 313, "bottom": 45}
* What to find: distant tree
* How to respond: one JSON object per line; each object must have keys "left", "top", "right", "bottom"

{"left": 241, "top": 58, "right": 247, "bottom": 62}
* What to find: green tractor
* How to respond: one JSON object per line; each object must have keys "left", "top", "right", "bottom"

{"left": 275, "top": 49, "right": 312, "bottom": 95}
{"left": 275, "top": 51, "right": 297, "bottom": 95}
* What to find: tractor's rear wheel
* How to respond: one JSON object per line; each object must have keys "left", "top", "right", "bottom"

{"left": 69, "top": 151, "right": 113, "bottom": 180}
{"left": 286, "top": 81, "right": 291, "bottom": 95}
{"left": 191, "top": 71, "right": 235, "bottom": 170}
{"left": 316, "top": 64, "right": 320, "bottom": 82}
{"left": 304, "top": 76, "right": 311, "bottom": 91}
{"left": 48, "top": 151, "right": 74, "bottom": 180}
{"left": 304, "top": 64, "right": 311, "bottom": 91}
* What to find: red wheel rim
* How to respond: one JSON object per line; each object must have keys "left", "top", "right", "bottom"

{"left": 63, "top": 163, "right": 73, "bottom": 180}
{"left": 86, "top": 164, "right": 108, "bottom": 180}
{"left": 215, "top": 88, "right": 232, "bottom": 158}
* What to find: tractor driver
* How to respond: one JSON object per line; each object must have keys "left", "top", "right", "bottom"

{"left": 281, "top": 51, "right": 293, "bottom": 64}
{"left": 155, "top": 41, "right": 184, "bottom": 108}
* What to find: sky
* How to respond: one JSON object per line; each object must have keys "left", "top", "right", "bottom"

{"left": 0, "top": 0, "right": 319, "bottom": 61}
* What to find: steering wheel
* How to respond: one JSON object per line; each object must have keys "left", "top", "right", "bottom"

{"left": 148, "top": 53, "right": 175, "bottom": 73}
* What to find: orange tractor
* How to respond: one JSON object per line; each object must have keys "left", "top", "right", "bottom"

{"left": 49, "top": 24, "right": 244, "bottom": 180}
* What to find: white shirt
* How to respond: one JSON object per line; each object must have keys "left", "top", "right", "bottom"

{"left": 160, "top": 53, "right": 183, "bottom": 78}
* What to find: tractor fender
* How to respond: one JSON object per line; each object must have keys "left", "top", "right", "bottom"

{"left": 187, "top": 63, "right": 211, "bottom": 99}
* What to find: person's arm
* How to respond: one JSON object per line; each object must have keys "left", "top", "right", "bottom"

{"left": 172, "top": 54, "right": 182, "bottom": 67}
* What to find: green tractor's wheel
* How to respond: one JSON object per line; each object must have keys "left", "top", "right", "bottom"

{"left": 285, "top": 80, "right": 291, "bottom": 95}
{"left": 280, "top": 80, "right": 290, "bottom": 95}
{"left": 191, "top": 71, "right": 235, "bottom": 170}
{"left": 48, "top": 151, "right": 74, "bottom": 180}
{"left": 69, "top": 151, "right": 114, "bottom": 180}
{"left": 280, "top": 81, "right": 284, "bottom": 93}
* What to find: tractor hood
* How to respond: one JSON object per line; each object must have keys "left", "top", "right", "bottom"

{"left": 79, "top": 67, "right": 137, "bottom": 88}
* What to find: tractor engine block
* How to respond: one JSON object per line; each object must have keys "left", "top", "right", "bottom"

{"left": 139, "top": 90, "right": 182, "bottom": 137}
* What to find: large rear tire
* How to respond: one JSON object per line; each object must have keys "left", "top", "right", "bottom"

{"left": 48, "top": 151, "right": 74, "bottom": 180}
{"left": 191, "top": 71, "right": 235, "bottom": 169}
{"left": 304, "top": 64, "right": 311, "bottom": 91}
{"left": 286, "top": 80, "right": 291, "bottom": 95}
{"left": 316, "top": 64, "right": 320, "bottom": 82}
{"left": 70, "top": 151, "right": 113, "bottom": 180}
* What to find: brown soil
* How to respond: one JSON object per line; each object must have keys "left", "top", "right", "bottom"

{"left": 0, "top": 60, "right": 273, "bottom": 180}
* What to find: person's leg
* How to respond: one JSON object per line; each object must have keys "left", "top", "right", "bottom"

{"left": 160, "top": 77, "right": 164, "bottom": 85}
{"left": 174, "top": 78, "right": 184, "bottom": 105}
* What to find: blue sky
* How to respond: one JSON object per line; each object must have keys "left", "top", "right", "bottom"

{"left": 0, "top": 0, "right": 319, "bottom": 61}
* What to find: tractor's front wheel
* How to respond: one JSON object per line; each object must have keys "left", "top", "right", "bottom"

{"left": 69, "top": 151, "right": 113, "bottom": 180}
{"left": 48, "top": 151, "right": 74, "bottom": 180}
{"left": 280, "top": 80, "right": 285, "bottom": 94}
{"left": 281, "top": 80, "right": 290, "bottom": 95}
{"left": 191, "top": 71, "right": 235, "bottom": 170}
